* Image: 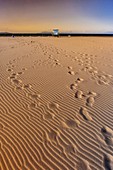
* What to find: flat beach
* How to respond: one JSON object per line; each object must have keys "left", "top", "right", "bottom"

{"left": 0, "top": 37, "right": 113, "bottom": 170}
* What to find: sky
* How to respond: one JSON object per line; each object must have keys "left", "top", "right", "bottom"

{"left": 0, "top": 0, "right": 113, "bottom": 33}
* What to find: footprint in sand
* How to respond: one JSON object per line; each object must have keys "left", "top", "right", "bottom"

{"left": 45, "top": 130, "right": 59, "bottom": 144}
{"left": 70, "top": 83, "right": 77, "bottom": 90}
{"left": 87, "top": 91, "right": 97, "bottom": 97}
{"left": 7, "top": 68, "right": 13, "bottom": 72}
{"left": 105, "top": 74, "right": 113, "bottom": 79}
{"left": 8, "top": 73, "right": 18, "bottom": 81}
{"left": 8, "top": 73, "right": 19, "bottom": 80}
{"left": 11, "top": 73, "right": 17, "bottom": 76}
{"left": 22, "top": 84, "right": 32, "bottom": 89}
{"left": 96, "top": 74, "right": 110, "bottom": 85}
{"left": 76, "top": 78, "right": 84, "bottom": 83}
{"left": 8, "top": 61, "right": 13, "bottom": 65}
{"left": 60, "top": 118, "right": 80, "bottom": 130}
{"left": 26, "top": 93, "right": 41, "bottom": 100}
{"left": 101, "top": 126, "right": 113, "bottom": 137}
{"left": 103, "top": 154, "right": 113, "bottom": 170}
{"left": 68, "top": 66, "right": 73, "bottom": 70}
{"left": 79, "top": 107, "right": 92, "bottom": 121}
{"left": 11, "top": 79, "right": 22, "bottom": 85}
{"left": 97, "top": 79, "right": 106, "bottom": 85}
{"left": 28, "top": 102, "right": 37, "bottom": 109}
{"left": 30, "top": 94, "right": 41, "bottom": 99}
{"left": 54, "top": 59, "right": 59, "bottom": 62}
{"left": 22, "top": 68, "right": 27, "bottom": 71}
{"left": 59, "top": 121, "right": 70, "bottom": 130}
{"left": 14, "top": 86, "right": 23, "bottom": 91}
{"left": 8, "top": 75, "right": 17, "bottom": 80}
{"left": 11, "top": 65, "right": 15, "bottom": 68}
{"left": 17, "top": 71, "right": 23, "bottom": 75}
{"left": 101, "top": 126, "right": 113, "bottom": 146}
{"left": 68, "top": 71, "right": 75, "bottom": 75}
{"left": 55, "top": 62, "right": 61, "bottom": 66}
{"left": 105, "top": 136, "right": 113, "bottom": 146}
{"left": 47, "top": 102, "right": 59, "bottom": 110}
{"left": 43, "top": 112, "right": 55, "bottom": 120}
{"left": 86, "top": 96, "right": 95, "bottom": 107}
{"left": 63, "top": 143, "right": 76, "bottom": 156}
{"left": 77, "top": 159, "right": 92, "bottom": 170}
{"left": 81, "top": 68, "right": 87, "bottom": 72}
{"left": 93, "top": 70, "right": 98, "bottom": 74}
{"left": 65, "top": 119, "right": 80, "bottom": 128}
{"left": 75, "top": 90, "right": 83, "bottom": 99}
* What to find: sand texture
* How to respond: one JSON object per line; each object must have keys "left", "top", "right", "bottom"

{"left": 0, "top": 37, "right": 113, "bottom": 170}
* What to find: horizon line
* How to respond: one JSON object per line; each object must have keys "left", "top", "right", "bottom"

{"left": 0, "top": 31, "right": 113, "bottom": 34}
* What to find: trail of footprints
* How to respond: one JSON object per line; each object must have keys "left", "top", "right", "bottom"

{"left": 6, "top": 41, "right": 113, "bottom": 87}
{"left": 69, "top": 73, "right": 113, "bottom": 169}
{"left": 6, "top": 60, "right": 41, "bottom": 109}
{"left": 7, "top": 68, "right": 32, "bottom": 91}
{"left": 4, "top": 42, "right": 113, "bottom": 170}
{"left": 69, "top": 74, "right": 96, "bottom": 121}
{"left": 31, "top": 44, "right": 63, "bottom": 68}
{"left": 6, "top": 59, "right": 79, "bottom": 167}
{"left": 70, "top": 52, "right": 113, "bottom": 86}
{"left": 6, "top": 59, "right": 61, "bottom": 119}
{"left": 67, "top": 53, "right": 113, "bottom": 169}
{"left": 101, "top": 126, "right": 113, "bottom": 147}
{"left": 31, "top": 42, "right": 112, "bottom": 87}
{"left": 100, "top": 126, "right": 113, "bottom": 170}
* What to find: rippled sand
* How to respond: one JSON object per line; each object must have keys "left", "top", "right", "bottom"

{"left": 0, "top": 37, "right": 113, "bottom": 170}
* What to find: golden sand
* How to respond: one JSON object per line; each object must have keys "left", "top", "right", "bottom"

{"left": 0, "top": 37, "right": 113, "bottom": 170}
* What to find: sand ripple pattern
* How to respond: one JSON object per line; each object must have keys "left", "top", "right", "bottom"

{"left": 0, "top": 37, "right": 113, "bottom": 170}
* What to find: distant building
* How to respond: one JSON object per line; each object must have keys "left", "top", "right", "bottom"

{"left": 53, "top": 29, "right": 59, "bottom": 36}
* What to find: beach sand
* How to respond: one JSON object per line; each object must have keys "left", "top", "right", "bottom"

{"left": 0, "top": 37, "right": 113, "bottom": 170}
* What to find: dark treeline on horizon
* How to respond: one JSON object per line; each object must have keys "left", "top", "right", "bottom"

{"left": 0, "top": 33, "right": 113, "bottom": 37}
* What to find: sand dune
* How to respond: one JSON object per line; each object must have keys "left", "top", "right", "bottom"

{"left": 0, "top": 37, "right": 113, "bottom": 170}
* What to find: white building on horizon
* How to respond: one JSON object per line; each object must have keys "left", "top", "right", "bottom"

{"left": 53, "top": 29, "right": 59, "bottom": 36}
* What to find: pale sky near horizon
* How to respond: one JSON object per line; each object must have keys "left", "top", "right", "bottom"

{"left": 0, "top": 0, "right": 113, "bottom": 33}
